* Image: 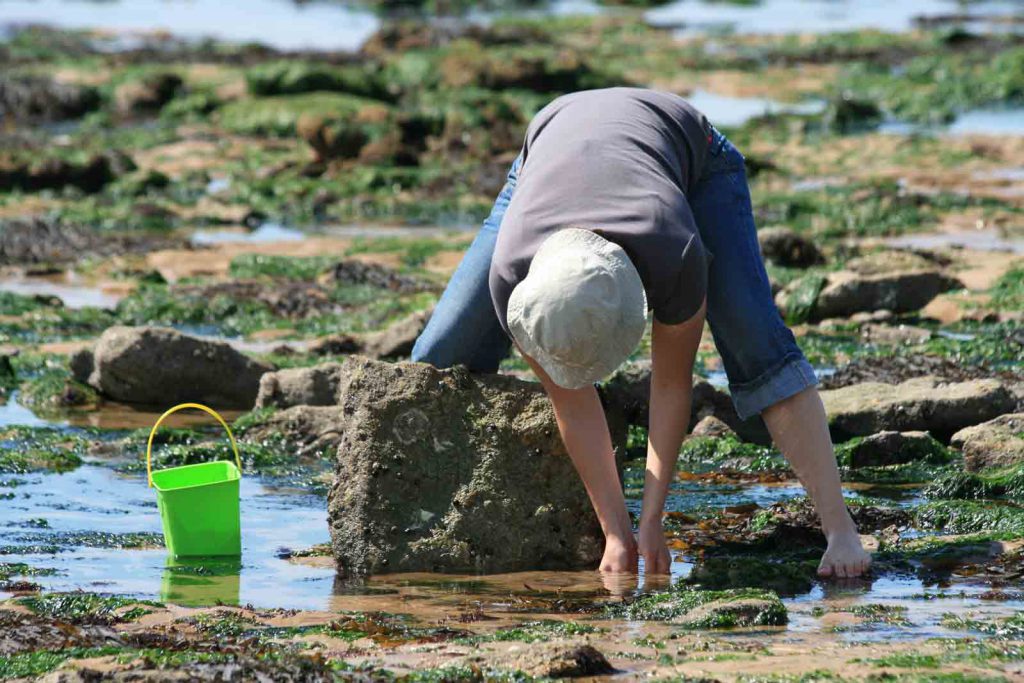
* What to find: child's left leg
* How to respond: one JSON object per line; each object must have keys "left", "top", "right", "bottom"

{"left": 689, "top": 129, "right": 870, "bottom": 578}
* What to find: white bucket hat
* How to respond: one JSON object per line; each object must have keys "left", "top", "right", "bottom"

{"left": 507, "top": 228, "right": 647, "bottom": 389}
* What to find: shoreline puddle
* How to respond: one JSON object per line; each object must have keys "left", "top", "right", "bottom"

{"left": 888, "top": 228, "right": 1024, "bottom": 253}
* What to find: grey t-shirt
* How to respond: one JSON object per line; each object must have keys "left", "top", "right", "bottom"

{"left": 489, "top": 87, "right": 711, "bottom": 334}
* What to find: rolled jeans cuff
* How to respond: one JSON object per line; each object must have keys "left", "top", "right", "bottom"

{"left": 729, "top": 355, "right": 819, "bottom": 421}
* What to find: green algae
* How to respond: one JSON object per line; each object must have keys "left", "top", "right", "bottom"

{"left": 217, "top": 92, "right": 385, "bottom": 137}
{"left": 18, "top": 592, "right": 162, "bottom": 624}
{"left": 457, "top": 620, "right": 603, "bottom": 644}
{"left": 608, "top": 586, "right": 787, "bottom": 627}
{"left": 0, "top": 647, "right": 124, "bottom": 680}
{"left": 834, "top": 46, "right": 1024, "bottom": 124}
{"left": 912, "top": 500, "right": 1024, "bottom": 536}
{"left": 991, "top": 266, "right": 1024, "bottom": 312}
{"left": 0, "top": 426, "right": 89, "bottom": 474}
{"left": 246, "top": 61, "right": 394, "bottom": 101}
{"left": 684, "top": 554, "right": 818, "bottom": 597}
{"left": 925, "top": 465, "right": 1024, "bottom": 502}
{"left": 228, "top": 253, "right": 338, "bottom": 281}
{"left": 677, "top": 436, "right": 788, "bottom": 475}
{"left": 941, "top": 612, "right": 1024, "bottom": 640}
{"left": 779, "top": 274, "right": 827, "bottom": 324}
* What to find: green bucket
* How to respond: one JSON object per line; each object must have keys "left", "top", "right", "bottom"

{"left": 147, "top": 403, "right": 242, "bottom": 558}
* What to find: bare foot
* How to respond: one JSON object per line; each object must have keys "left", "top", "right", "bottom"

{"left": 599, "top": 534, "right": 638, "bottom": 574}
{"left": 817, "top": 528, "right": 872, "bottom": 578}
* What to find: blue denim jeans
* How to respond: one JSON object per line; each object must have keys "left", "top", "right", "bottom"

{"left": 411, "top": 130, "right": 817, "bottom": 419}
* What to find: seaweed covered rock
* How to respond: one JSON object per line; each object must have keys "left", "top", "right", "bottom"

{"left": 836, "top": 431, "right": 951, "bottom": 469}
{"left": 820, "top": 376, "right": 1015, "bottom": 441}
{"left": 306, "top": 308, "right": 433, "bottom": 360}
{"left": 0, "top": 75, "right": 100, "bottom": 123}
{"left": 114, "top": 72, "right": 183, "bottom": 113}
{"left": 87, "top": 326, "right": 274, "bottom": 408}
{"left": 952, "top": 413, "right": 1024, "bottom": 472}
{"left": 0, "top": 154, "right": 119, "bottom": 193}
{"left": 612, "top": 587, "right": 787, "bottom": 627}
{"left": 327, "top": 356, "right": 625, "bottom": 574}
{"left": 757, "top": 227, "right": 824, "bottom": 268}
{"left": 460, "top": 642, "right": 615, "bottom": 678}
{"left": 776, "top": 269, "right": 962, "bottom": 322}
{"left": 0, "top": 609, "right": 120, "bottom": 655}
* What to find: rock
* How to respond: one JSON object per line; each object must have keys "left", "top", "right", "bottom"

{"left": 952, "top": 414, "right": 1024, "bottom": 472}
{"left": 0, "top": 75, "right": 100, "bottom": 123}
{"left": 0, "top": 610, "right": 120, "bottom": 656}
{"left": 308, "top": 309, "right": 433, "bottom": 361}
{"left": 838, "top": 430, "right": 950, "bottom": 468}
{"left": 114, "top": 72, "right": 183, "bottom": 113}
{"left": 361, "top": 308, "right": 432, "bottom": 360}
{"left": 847, "top": 250, "right": 945, "bottom": 275}
{"left": 88, "top": 326, "right": 274, "bottom": 408}
{"left": 461, "top": 642, "right": 615, "bottom": 679}
{"left": 243, "top": 404, "right": 346, "bottom": 458}
{"left": 757, "top": 227, "right": 824, "bottom": 268}
{"left": 317, "top": 260, "right": 436, "bottom": 293}
{"left": 40, "top": 652, "right": 338, "bottom": 682}
{"left": 296, "top": 112, "right": 370, "bottom": 161}
{"left": 69, "top": 348, "right": 94, "bottom": 385}
{"left": 672, "top": 595, "right": 786, "bottom": 628}
{"left": 327, "top": 356, "right": 624, "bottom": 574}
{"left": 861, "top": 323, "right": 932, "bottom": 345}
{"left": 691, "top": 415, "right": 736, "bottom": 439}
{"left": 821, "top": 376, "right": 1016, "bottom": 441}
{"left": 824, "top": 94, "right": 882, "bottom": 132}
{"left": 602, "top": 362, "right": 771, "bottom": 445}
{"left": 0, "top": 154, "right": 117, "bottom": 194}
{"left": 0, "top": 217, "right": 180, "bottom": 266}
{"left": 255, "top": 363, "right": 345, "bottom": 408}
{"left": 777, "top": 270, "right": 963, "bottom": 322}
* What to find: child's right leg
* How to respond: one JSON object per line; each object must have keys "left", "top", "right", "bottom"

{"left": 411, "top": 155, "right": 522, "bottom": 371}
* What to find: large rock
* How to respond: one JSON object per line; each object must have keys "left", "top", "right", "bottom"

{"left": 837, "top": 430, "right": 950, "bottom": 469}
{"left": 952, "top": 414, "right": 1024, "bottom": 472}
{"left": 821, "top": 376, "right": 1016, "bottom": 441}
{"left": 458, "top": 642, "right": 614, "bottom": 678}
{"left": 327, "top": 356, "right": 624, "bottom": 574}
{"left": 0, "top": 75, "right": 100, "bottom": 123}
{"left": 88, "top": 326, "right": 274, "bottom": 408}
{"left": 256, "top": 363, "right": 345, "bottom": 408}
{"left": 757, "top": 227, "right": 824, "bottom": 268}
{"left": 308, "top": 308, "right": 432, "bottom": 361}
{"left": 776, "top": 269, "right": 962, "bottom": 322}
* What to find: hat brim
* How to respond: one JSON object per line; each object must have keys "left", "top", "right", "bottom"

{"left": 508, "top": 229, "right": 647, "bottom": 389}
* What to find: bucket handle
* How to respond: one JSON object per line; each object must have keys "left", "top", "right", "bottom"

{"left": 147, "top": 402, "right": 242, "bottom": 487}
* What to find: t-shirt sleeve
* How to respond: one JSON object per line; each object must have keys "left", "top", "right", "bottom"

{"left": 652, "top": 232, "right": 708, "bottom": 326}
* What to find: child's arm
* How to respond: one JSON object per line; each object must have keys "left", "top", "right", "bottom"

{"left": 638, "top": 303, "right": 706, "bottom": 574}
{"left": 521, "top": 354, "right": 637, "bottom": 573}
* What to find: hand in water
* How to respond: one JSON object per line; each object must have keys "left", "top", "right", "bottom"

{"left": 599, "top": 534, "right": 638, "bottom": 573}
{"left": 637, "top": 521, "right": 671, "bottom": 575}
{"left": 817, "top": 528, "right": 872, "bottom": 578}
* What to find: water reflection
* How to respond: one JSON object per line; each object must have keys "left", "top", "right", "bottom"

{"left": 161, "top": 556, "right": 242, "bottom": 607}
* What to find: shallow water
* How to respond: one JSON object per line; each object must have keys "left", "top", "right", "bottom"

{"left": 4, "top": 0, "right": 1020, "bottom": 55}
{"left": 0, "top": 275, "right": 123, "bottom": 310}
{"left": 0, "top": 464, "right": 335, "bottom": 610}
{"left": 189, "top": 223, "right": 308, "bottom": 246}
{"left": 688, "top": 89, "right": 824, "bottom": 129}
{"left": 887, "top": 227, "right": 1024, "bottom": 253}
{"left": 880, "top": 107, "right": 1024, "bottom": 137}
{"left": 648, "top": 0, "right": 1022, "bottom": 35}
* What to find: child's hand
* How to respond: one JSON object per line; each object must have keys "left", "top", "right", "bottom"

{"left": 637, "top": 521, "right": 671, "bottom": 575}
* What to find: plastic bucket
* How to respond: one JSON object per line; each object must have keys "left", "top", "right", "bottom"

{"left": 147, "top": 403, "right": 242, "bottom": 558}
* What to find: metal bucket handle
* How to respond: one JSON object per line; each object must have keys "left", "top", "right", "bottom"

{"left": 147, "top": 402, "right": 242, "bottom": 487}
